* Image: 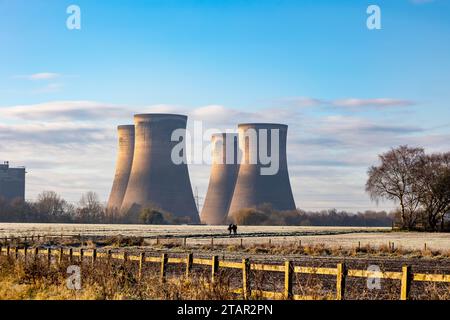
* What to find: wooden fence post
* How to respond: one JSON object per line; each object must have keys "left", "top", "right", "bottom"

{"left": 160, "top": 253, "right": 167, "bottom": 282}
{"left": 34, "top": 247, "right": 39, "bottom": 262}
{"left": 138, "top": 252, "right": 145, "bottom": 280}
{"left": 400, "top": 265, "right": 411, "bottom": 300}
{"left": 24, "top": 246, "right": 28, "bottom": 263}
{"left": 183, "top": 238, "right": 187, "bottom": 247}
{"left": 336, "top": 263, "right": 346, "bottom": 300}
{"left": 123, "top": 252, "right": 128, "bottom": 266}
{"left": 59, "top": 247, "right": 64, "bottom": 264}
{"left": 0, "top": 245, "right": 2, "bottom": 256}
{"left": 284, "top": 260, "right": 293, "bottom": 300}
{"left": 211, "top": 238, "right": 214, "bottom": 249}
{"left": 7, "top": 245, "right": 10, "bottom": 257}
{"left": 92, "top": 249, "right": 97, "bottom": 265}
{"left": 46, "top": 248, "right": 51, "bottom": 266}
{"left": 69, "top": 248, "right": 73, "bottom": 263}
{"left": 211, "top": 255, "right": 219, "bottom": 283}
{"left": 240, "top": 238, "right": 243, "bottom": 248}
{"left": 14, "top": 247, "right": 18, "bottom": 260}
{"left": 242, "top": 258, "right": 250, "bottom": 299}
{"left": 186, "top": 253, "right": 193, "bottom": 278}
{"left": 80, "top": 249, "right": 84, "bottom": 263}
{"left": 107, "top": 249, "right": 112, "bottom": 264}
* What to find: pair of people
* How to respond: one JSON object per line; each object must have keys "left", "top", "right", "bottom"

{"left": 227, "top": 224, "right": 238, "bottom": 235}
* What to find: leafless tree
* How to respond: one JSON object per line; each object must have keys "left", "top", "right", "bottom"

{"left": 366, "top": 145, "right": 424, "bottom": 229}
{"left": 35, "top": 190, "right": 73, "bottom": 221}
{"left": 77, "top": 191, "right": 105, "bottom": 223}
{"left": 416, "top": 152, "right": 450, "bottom": 231}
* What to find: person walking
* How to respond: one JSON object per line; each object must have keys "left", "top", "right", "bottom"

{"left": 232, "top": 224, "right": 238, "bottom": 235}
{"left": 227, "top": 224, "right": 233, "bottom": 235}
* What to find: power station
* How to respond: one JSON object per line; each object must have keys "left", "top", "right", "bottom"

{"left": 107, "top": 114, "right": 296, "bottom": 225}
{"left": 227, "top": 123, "right": 296, "bottom": 216}
{"left": 107, "top": 125, "right": 135, "bottom": 215}
{"left": 0, "top": 161, "right": 26, "bottom": 202}
{"left": 201, "top": 133, "right": 239, "bottom": 225}
{"left": 120, "top": 114, "right": 199, "bottom": 223}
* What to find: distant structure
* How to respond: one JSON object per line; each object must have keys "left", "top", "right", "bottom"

{"left": 0, "top": 161, "right": 26, "bottom": 202}
{"left": 107, "top": 125, "right": 135, "bottom": 215}
{"left": 201, "top": 133, "right": 239, "bottom": 225}
{"left": 228, "top": 123, "right": 296, "bottom": 217}
{"left": 120, "top": 114, "right": 199, "bottom": 223}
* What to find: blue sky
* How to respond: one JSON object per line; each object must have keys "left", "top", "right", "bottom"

{"left": 1, "top": 0, "right": 449, "bottom": 211}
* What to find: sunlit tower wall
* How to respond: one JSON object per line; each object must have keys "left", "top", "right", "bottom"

{"left": 121, "top": 114, "right": 199, "bottom": 223}
{"left": 201, "top": 133, "right": 239, "bottom": 225}
{"left": 228, "top": 123, "right": 296, "bottom": 217}
{"left": 107, "top": 125, "right": 135, "bottom": 215}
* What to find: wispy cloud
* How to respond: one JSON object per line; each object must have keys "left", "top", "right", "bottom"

{"left": 15, "top": 73, "right": 61, "bottom": 81}
{"left": 1, "top": 100, "right": 446, "bottom": 211}
{"left": 331, "top": 98, "right": 415, "bottom": 108}
{"left": 0, "top": 101, "right": 132, "bottom": 121}
{"left": 273, "top": 96, "right": 416, "bottom": 109}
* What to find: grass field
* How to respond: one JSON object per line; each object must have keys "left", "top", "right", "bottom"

{"left": 1, "top": 223, "right": 450, "bottom": 251}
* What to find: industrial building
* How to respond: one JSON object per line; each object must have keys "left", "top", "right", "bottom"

{"left": 227, "top": 123, "right": 296, "bottom": 216}
{"left": 107, "top": 125, "right": 135, "bottom": 215}
{"left": 0, "top": 161, "right": 26, "bottom": 202}
{"left": 201, "top": 133, "right": 239, "bottom": 225}
{"left": 119, "top": 114, "right": 199, "bottom": 223}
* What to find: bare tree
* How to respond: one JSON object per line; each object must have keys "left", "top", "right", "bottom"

{"left": 35, "top": 191, "right": 72, "bottom": 222}
{"left": 416, "top": 152, "right": 450, "bottom": 231}
{"left": 366, "top": 145, "right": 424, "bottom": 229}
{"left": 77, "top": 191, "right": 105, "bottom": 223}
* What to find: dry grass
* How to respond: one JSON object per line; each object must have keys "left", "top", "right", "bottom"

{"left": 0, "top": 255, "right": 236, "bottom": 300}
{"left": 1, "top": 252, "right": 449, "bottom": 300}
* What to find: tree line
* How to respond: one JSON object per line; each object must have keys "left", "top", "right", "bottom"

{"left": 230, "top": 204, "right": 394, "bottom": 227}
{"left": 366, "top": 145, "right": 450, "bottom": 231}
{"left": 0, "top": 191, "right": 109, "bottom": 224}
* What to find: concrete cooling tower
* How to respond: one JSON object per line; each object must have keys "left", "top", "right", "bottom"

{"left": 201, "top": 133, "right": 239, "bottom": 225}
{"left": 120, "top": 114, "right": 199, "bottom": 223}
{"left": 228, "top": 123, "right": 296, "bottom": 217}
{"left": 107, "top": 125, "right": 135, "bottom": 214}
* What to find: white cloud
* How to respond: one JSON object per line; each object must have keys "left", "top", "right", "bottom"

{"left": 331, "top": 98, "right": 415, "bottom": 108}
{"left": 0, "top": 101, "right": 133, "bottom": 121}
{"left": 1, "top": 99, "right": 446, "bottom": 212}
{"left": 15, "top": 73, "right": 61, "bottom": 81}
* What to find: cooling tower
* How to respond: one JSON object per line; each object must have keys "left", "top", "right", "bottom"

{"left": 107, "top": 125, "right": 135, "bottom": 214}
{"left": 120, "top": 114, "right": 199, "bottom": 223}
{"left": 228, "top": 123, "right": 296, "bottom": 217}
{"left": 201, "top": 133, "right": 239, "bottom": 225}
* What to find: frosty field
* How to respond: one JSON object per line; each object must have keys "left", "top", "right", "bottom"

{"left": 1, "top": 223, "right": 449, "bottom": 251}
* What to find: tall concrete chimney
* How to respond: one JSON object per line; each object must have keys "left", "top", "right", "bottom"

{"left": 121, "top": 114, "right": 199, "bottom": 223}
{"left": 228, "top": 123, "right": 296, "bottom": 217}
{"left": 201, "top": 133, "right": 239, "bottom": 225}
{"left": 107, "top": 125, "right": 135, "bottom": 215}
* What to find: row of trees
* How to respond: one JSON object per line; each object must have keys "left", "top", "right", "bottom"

{"left": 230, "top": 204, "right": 394, "bottom": 227}
{"left": 366, "top": 146, "right": 450, "bottom": 231}
{"left": 0, "top": 191, "right": 109, "bottom": 224}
